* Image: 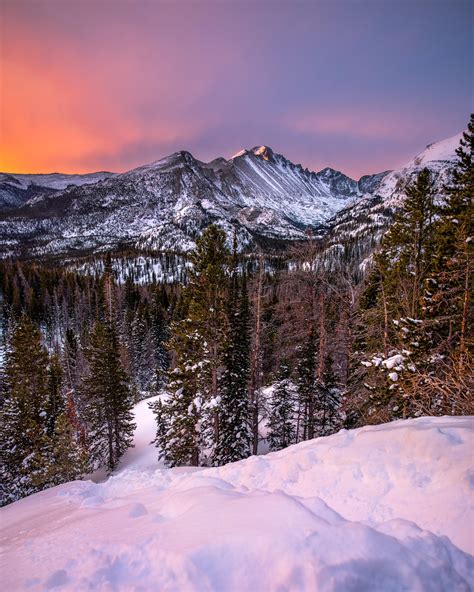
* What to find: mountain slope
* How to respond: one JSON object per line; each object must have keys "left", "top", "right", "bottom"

{"left": 0, "top": 146, "right": 364, "bottom": 257}
{"left": 375, "top": 131, "right": 462, "bottom": 205}
{"left": 0, "top": 171, "right": 115, "bottom": 210}
{"left": 0, "top": 132, "right": 462, "bottom": 260}
{"left": 1, "top": 412, "right": 472, "bottom": 591}
{"left": 320, "top": 132, "right": 461, "bottom": 275}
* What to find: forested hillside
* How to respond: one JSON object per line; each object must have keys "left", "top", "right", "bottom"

{"left": 0, "top": 117, "right": 472, "bottom": 506}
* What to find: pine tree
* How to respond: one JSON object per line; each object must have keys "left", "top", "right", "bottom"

{"left": 382, "top": 167, "right": 437, "bottom": 318}
{"left": 349, "top": 169, "right": 439, "bottom": 423}
{"left": 0, "top": 316, "right": 53, "bottom": 504}
{"left": 50, "top": 412, "right": 89, "bottom": 485}
{"left": 426, "top": 116, "right": 473, "bottom": 361}
{"left": 47, "top": 355, "right": 88, "bottom": 485}
{"left": 154, "top": 225, "right": 230, "bottom": 466}
{"left": 46, "top": 352, "right": 65, "bottom": 436}
{"left": 130, "top": 305, "right": 150, "bottom": 393}
{"left": 63, "top": 328, "right": 79, "bottom": 393}
{"left": 249, "top": 254, "right": 265, "bottom": 454}
{"left": 409, "top": 115, "right": 474, "bottom": 413}
{"left": 150, "top": 291, "right": 170, "bottom": 391}
{"left": 296, "top": 326, "right": 317, "bottom": 440}
{"left": 350, "top": 124, "right": 474, "bottom": 423}
{"left": 268, "top": 360, "right": 296, "bottom": 451}
{"left": 434, "top": 115, "right": 473, "bottom": 265}
{"left": 81, "top": 320, "right": 135, "bottom": 472}
{"left": 215, "top": 264, "right": 252, "bottom": 464}
{"left": 314, "top": 354, "right": 342, "bottom": 436}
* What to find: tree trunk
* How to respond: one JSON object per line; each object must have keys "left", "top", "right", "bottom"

{"left": 249, "top": 256, "right": 264, "bottom": 455}
{"left": 459, "top": 239, "right": 471, "bottom": 372}
{"left": 317, "top": 293, "right": 326, "bottom": 380}
{"left": 380, "top": 279, "right": 389, "bottom": 357}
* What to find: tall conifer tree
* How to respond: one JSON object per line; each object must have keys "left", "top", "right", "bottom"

{"left": 1, "top": 316, "right": 53, "bottom": 503}
{"left": 82, "top": 320, "right": 135, "bottom": 471}
{"left": 154, "top": 225, "right": 230, "bottom": 466}
{"left": 426, "top": 116, "right": 473, "bottom": 362}
{"left": 216, "top": 258, "right": 252, "bottom": 464}
{"left": 296, "top": 326, "right": 317, "bottom": 440}
{"left": 351, "top": 125, "right": 473, "bottom": 422}
{"left": 268, "top": 360, "right": 296, "bottom": 451}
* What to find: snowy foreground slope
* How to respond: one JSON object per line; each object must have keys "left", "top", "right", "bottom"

{"left": 1, "top": 402, "right": 473, "bottom": 591}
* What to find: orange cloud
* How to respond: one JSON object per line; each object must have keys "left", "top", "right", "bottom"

{"left": 0, "top": 6, "right": 224, "bottom": 173}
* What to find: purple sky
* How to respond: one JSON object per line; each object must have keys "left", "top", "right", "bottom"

{"left": 1, "top": 0, "right": 472, "bottom": 178}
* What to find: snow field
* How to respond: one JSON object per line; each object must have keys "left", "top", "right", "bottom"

{"left": 0, "top": 403, "right": 473, "bottom": 591}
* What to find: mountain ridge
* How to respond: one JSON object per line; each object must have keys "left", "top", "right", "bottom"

{"left": 0, "top": 131, "right": 462, "bottom": 259}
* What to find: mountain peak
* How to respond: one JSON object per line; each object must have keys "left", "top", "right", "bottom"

{"left": 318, "top": 166, "right": 339, "bottom": 176}
{"left": 230, "top": 145, "right": 274, "bottom": 161}
{"left": 251, "top": 145, "right": 274, "bottom": 161}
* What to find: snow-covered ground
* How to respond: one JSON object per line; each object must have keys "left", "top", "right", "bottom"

{"left": 118, "top": 396, "right": 164, "bottom": 472}
{"left": 1, "top": 401, "right": 473, "bottom": 591}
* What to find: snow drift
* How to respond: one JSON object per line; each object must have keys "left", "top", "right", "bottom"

{"left": 1, "top": 409, "right": 473, "bottom": 591}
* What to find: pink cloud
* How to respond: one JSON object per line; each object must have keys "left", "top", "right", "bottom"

{"left": 285, "top": 109, "right": 437, "bottom": 141}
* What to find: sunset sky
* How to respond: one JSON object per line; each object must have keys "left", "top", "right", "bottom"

{"left": 1, "top": 0, "right": 472, "bottom": 178}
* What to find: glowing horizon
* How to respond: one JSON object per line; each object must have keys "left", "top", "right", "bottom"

{"left": 1, "top": 0, "right": 471, "bottom": 178}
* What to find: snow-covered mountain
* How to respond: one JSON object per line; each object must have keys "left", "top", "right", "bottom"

{"left": 0, "top": 146, "right": 368, "bottom": 257}
{"left": 1, "top": 404, "right": 472, "bottom": 590}
{"left": 0, "top": 133, "right": 462, "bottom": 259}
{"left": 320, "top": 132, "right": 462, "bottom": 275}
{"left": 375, "top": 131, "right": 462, "bottom": 205}
{"left": 0, "top": 171, "right": 115, "bottom": 209}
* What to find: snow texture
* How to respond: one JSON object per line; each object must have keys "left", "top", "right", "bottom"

{"left": 0, "top": 171, "right": 115, "bottom": 192}
{"left": 376, "top": 132, "right": 461, "bottom": 205}
{"left": 1, "top": 403, "right": 473, "bottom": 591}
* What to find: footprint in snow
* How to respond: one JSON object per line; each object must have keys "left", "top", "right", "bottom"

{"left": 80, "top": 495, "right": 105, "bottom": 508}
{"left": 44, "top": 569, "right": 69, "bottom": 589}
{"left": 128, "top": 502, "right": 148, "bottom": 518}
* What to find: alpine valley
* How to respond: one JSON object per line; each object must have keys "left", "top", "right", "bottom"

{"left": 0, "top": 132, "right": 461, "bottom": 263}
{"left": 2, "top": 1, "right": 473, "bottom": 588}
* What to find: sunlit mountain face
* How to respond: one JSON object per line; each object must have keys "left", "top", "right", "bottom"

{"left": 0, "top": 132, "right": 461, "bottom": 260}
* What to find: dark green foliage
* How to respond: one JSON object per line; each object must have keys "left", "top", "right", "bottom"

{"left": 268, "top": 361, "right": 296, "bottom": 451}
{"left": 46, "top": 353, "right": 65, "bottom": 436}
{"left": 0, "top": 120, "right": 471, "bottom": 505}
{"left": 425, "top": 116, "right": 473, "bottom": 357}
{"left": 154, "top": 225, "right": 230, "bottom": 467}
{"left": 315, "top": 354, "right": 342, "bottom": 436}
{"left": 0, "top": 316, "right": 52, "bottom": 503}
{"left": 215, "top": 268, "right": 252, "bottom": 464}
{"left": 152, "top": 365, "right": 201, "bottom": 466}
{"left": 63, "top": 328, "right": 80, "bottom": 392}
{"left": 381, "top": 167, "right": 437, "bottom": 318}
{"left": 296, "top": 327, "right": 318, "bottom": 440}
{"left": 350, "top": 119, "right": 474, "bottom": 423}
{"left": 50, "top": 411, "right": 89, "bottom": 485}
{"left": 81, "top": 320, "right": 135, "bottom": 471}
{"left": 435, "top": 115, "right": 474, "bottom": 265}
{"left": 296, "top": 331, "right": 343, "bottom": 440}
{"left": 0, "top": 316, "right": 87, "bottom": 505}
